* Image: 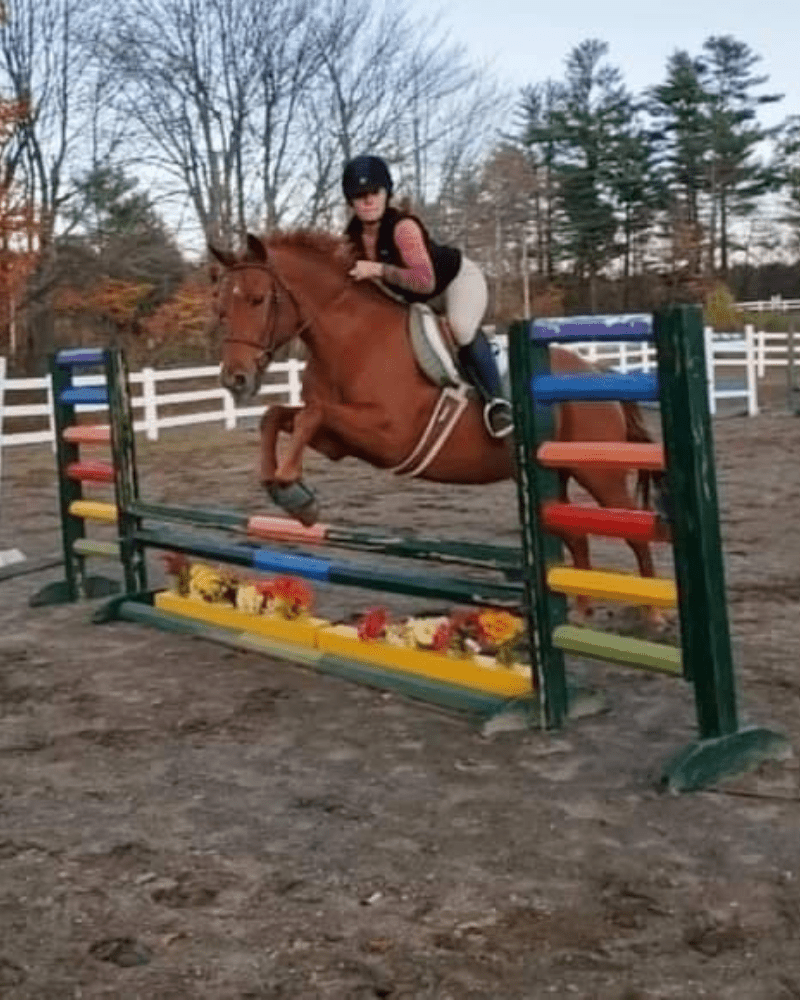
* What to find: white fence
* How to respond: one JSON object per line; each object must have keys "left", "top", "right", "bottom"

{"left": 0, "top": 358, "right": 305, "bottom": 452}
{"left": 530, "top": 326, "right": 759, "bottom": 417}
{"left": 0, "top": 327, "right": 788, "bottom": 459}
{"left": 736, "top": 296, "right": 800, "bottom": 314}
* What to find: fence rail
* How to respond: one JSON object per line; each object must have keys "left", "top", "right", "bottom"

{"left": 0, "top": 327, "right": 786, "bottom": 458}
{"left": 0, "top": 358, "right": 305, "bottom": 451}
{"left": 735, "top": 297, "right": 800, "bottom": 314}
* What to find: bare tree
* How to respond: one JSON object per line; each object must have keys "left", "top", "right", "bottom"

{"left": 0, "top": 0, "right": 110, "bottom": 369}
{"left": 104, "top": 0, "right": 277, "bottom": 244}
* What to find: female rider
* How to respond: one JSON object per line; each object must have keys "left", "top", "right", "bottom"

{"left": 342, "top": 154, "right": 513, "bottom": 439}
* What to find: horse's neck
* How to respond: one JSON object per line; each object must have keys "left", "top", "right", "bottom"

{"left": 277, "top": 250, "right": 406, "bottom": 368}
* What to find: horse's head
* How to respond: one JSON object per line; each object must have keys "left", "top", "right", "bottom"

{"left": 208, "top": 233, "right": 302, "bottom": 403}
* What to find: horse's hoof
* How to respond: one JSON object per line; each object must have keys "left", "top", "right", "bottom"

{"left": 266, "top": 482, "right": 320, "bottom": 527}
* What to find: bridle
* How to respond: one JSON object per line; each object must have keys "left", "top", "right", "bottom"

{"left": 220, "top": 250, "right": 313, "bottom": 376}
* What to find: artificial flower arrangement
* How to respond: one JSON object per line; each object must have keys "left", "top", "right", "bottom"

{"left": 160, "top": 553, "right": 314, "bottom": 620}
{"left": 160, "top": 554, "right": 526, "bottom": 668}
{"left": 356, "top": 605, "right": 526, "bottom": 668}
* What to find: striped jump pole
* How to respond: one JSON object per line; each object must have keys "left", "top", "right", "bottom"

{"left": 30, "top": 349, "right": 141, "bottom": 607}
{"left": 509, "top": 305, "right": 789, "bottom": 791}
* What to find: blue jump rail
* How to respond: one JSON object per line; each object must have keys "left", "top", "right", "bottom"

{"left": 531, "top": 372, "right": 659, "bottom": 404}
{"left": 54, "top": 348, "right": 108, "bottom": 368}
{"left": 532, "top": 314, "right": 653, "bottom": 343}
{"left": 59, "top": 386, "right": 110, "bottom": 406}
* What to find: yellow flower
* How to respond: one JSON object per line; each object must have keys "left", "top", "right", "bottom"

{"left": 188, "top": 563, "right": 226, "bottom": 602}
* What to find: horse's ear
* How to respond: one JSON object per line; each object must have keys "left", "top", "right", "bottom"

{"left": 208, "top": 244, "right": 237, "bottom": 269}
{"left": 246, "top": 233, "right": 267, "bottom": 263}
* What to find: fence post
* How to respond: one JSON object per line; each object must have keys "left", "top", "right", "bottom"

{"left": 288, "top": 358, "right": 303, "bottom": 406}
{"left": 704, "top": 327, "right": 717, "bottom": 415}
{"left": 744, "top": 325, "right": 759, "bottom": 417}
{"left": 222, "top": 387, "right": 237, "bottom": 430}
{"left": 0, "top": 356, "right": 5, "bottom": 490}
{"left": 757, "top": 327, "right": 766, "bottom": 378}
{"left": 46, "top": 373, "right": 56, "bottom": 452}
{"left": 788, "top": 323, "right": 799, "bottom": 416}
{"left": 141, "top": 367, "right": 159, "bottom": 441}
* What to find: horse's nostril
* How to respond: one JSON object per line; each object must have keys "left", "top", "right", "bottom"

{"left": 233, "top": 373, "right": 247, "bottom": 390}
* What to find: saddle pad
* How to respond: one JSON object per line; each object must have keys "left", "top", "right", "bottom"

{"left": 408, "top": 303, "right": 461, "bottom": 387}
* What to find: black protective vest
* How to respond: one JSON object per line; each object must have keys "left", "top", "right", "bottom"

{"left": 346, "top": 208, "right": 462, "bottom": 303}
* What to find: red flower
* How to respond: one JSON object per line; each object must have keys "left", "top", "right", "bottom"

{"left": 253, "top": 575, "right": 314, "bottom": 618}
{"left": 357, "top": 607, "right": 390, "bottom": 641}
{"left": 431, "top": 621, "right": 454, "bottom": 652}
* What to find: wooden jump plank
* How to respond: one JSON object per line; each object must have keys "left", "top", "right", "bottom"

{"left": 531, "top": 372, "right": 659, "bottom": 404}
{"left": 537, "top": 441, "right": 665, "bottom": 471}
{"left": 542, "top": 502, "right": 667, "bottom": 542}
{"left": 66, "top": 460, "right": 115, "bottom": 483}
{"left": 68, "top": 500, "right": 118, "bottom": 523}
{"left": 73, "top": 539, "right": 121, "bottom": 558}
{"left": 547, "top": 566, "right": 677, "bottom": 607}
{"left": 553, "top": 624, "right": 682, "bottom": 676}
{"left": 63, "top": 424, "right": 111, "bottom": 444}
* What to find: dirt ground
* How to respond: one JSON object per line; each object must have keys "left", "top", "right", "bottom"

{"left": 1, "top": 381, "right": 800, "bottom": 1000}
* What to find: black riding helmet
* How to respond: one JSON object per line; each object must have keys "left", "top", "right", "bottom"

{"left": 342, "top": 154, "right": 394, "bottom": 202}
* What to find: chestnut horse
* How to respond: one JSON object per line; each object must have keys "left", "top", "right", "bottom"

{"left": 209, "top": 231, "right": 664, "bottom": 585}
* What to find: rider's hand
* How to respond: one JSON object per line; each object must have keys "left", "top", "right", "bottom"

{"left": 350, "top": 260, "right": 385, "bottom": 281}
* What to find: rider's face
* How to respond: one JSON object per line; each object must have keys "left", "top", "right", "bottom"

{"left": 351, "top": 187, "right": 388, "bottom": 224}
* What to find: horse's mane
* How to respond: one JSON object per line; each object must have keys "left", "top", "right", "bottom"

{"left": 259, "top": 229, "right": 356, "bottom": 275}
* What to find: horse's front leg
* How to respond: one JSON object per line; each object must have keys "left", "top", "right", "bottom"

{"left": 272, "top": 401, "right": 325, "bottom": 485}
{"left": 259, "top": 404, "right": 301, "bottom": 483}
{"left": 262, "top": 402, "right": 325, "bottom": 526}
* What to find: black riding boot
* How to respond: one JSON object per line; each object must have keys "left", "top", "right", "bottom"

{"left": 457, "top": 330, "right": 514, "bottom": 439}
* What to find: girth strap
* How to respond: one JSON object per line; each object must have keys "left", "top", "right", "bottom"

{"left": 389, "top": 384, "right": 471, "bottom": 478}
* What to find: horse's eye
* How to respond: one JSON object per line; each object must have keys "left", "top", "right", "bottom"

{"left": 252, "top": 295, "right": 265, "bottom": 306}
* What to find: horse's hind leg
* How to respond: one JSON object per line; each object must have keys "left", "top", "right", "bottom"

{"left": 554, "top": 471, "right": 595, "bottom": 618}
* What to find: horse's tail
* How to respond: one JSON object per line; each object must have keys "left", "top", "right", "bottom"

{"left": 621, "top": 401, "right": 670, "bottom": 518}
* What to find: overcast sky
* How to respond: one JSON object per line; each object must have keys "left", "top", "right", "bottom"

{"left": 405, "top": 0, "right": 797, "bottom": 128}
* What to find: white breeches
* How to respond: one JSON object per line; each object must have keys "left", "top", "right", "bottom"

{"left": 430, "top": 255, "right": 488, "bottom": 346}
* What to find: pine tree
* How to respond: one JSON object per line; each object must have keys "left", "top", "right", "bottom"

{"left": 549, "top": 40, "right": 633, "bottom": 311}
{"left": 701, "top": 35, "right": 783, "bottom": 275}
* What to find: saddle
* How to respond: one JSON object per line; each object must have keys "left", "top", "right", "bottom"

{"left": 407, "top": 302, "right": 462, "bottom": 387}
{"left": 407, "top": 302, "right": 510, "bottom": 397}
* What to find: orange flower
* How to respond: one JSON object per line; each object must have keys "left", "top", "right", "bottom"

{"left": 477, "top": 610, "right": 524, "bottom": 646}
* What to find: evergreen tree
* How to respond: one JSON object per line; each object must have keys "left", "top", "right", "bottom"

{"left": 702, "top": 35, "right": 783, "bottom": 275}
{"left": 606, "top": 114, "right": 666, "bottom": 304}
{"left": 648, "top": 51, "right": 710, "bottom": 279}
{"left": 517, "top": 80, "right": 565, "bottom": 281}
{"left": 549, "top": 40, "right": 633, "bottom": 311}
{"left": 775, "top": 116, "right": 800, "bottom": 253}
{"left": 59, "top": 165, "right": 185, "bottom": 290}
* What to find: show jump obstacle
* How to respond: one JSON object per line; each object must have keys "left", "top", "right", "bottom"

{"left": 33, "top": 305, "right": 789, "bottom": 791}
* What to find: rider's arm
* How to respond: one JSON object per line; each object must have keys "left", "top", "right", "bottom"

{"left": 382, "top": 218, "right": 436, "bottom": 295}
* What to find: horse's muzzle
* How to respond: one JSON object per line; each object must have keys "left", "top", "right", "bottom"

{"left": 221, "top": 366, "right": 258, "bottom": 403}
